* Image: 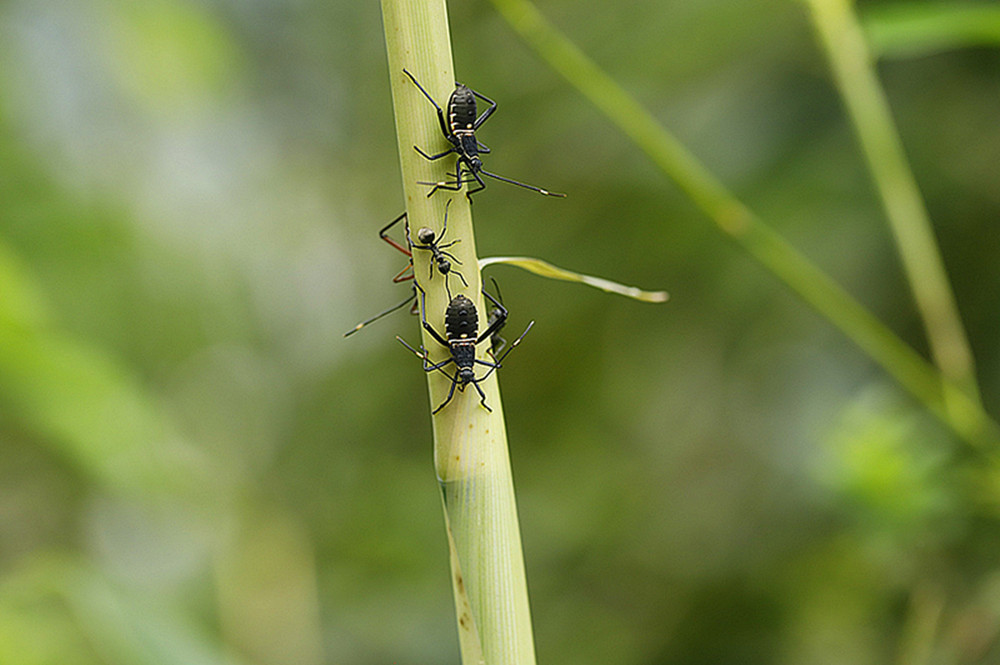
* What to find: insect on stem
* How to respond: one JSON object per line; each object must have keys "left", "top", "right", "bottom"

{"left": 404, "top": 68, "right": 566, "bottom": 200}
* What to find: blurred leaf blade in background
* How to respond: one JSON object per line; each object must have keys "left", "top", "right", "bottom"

{"left": 0, "top": 555, "right": 248, "bottom": 665}
{"left": 486, "top": 0, "right": 1000, "bottom": 451}
{"left": 0, "top": 237, "right": 196, "bottom": 495}
{"left": 807, "top": 0, "right": 981, "bottom": 419}
{"left": 0, "top": 325, "right": 173, "bottom": 491}
{"left": 862, "top": 2, "right": 1000, "bottom": 59}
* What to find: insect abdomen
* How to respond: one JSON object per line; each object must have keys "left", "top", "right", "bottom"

{"left": 445, "top": 295, "right": 478, "bottom": 340}
{"left": 448, "top": 86, "right": 477, "bottom": 131}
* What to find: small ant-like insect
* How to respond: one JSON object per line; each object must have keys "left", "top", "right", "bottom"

{"left": 408, "top": 199, "right": 468, "bottom": 298}
{"left": 343, "top": 202, "right": 466, "bottom": 337}
{"left": 397, "top": 283, "right": 533, "bottom": 414}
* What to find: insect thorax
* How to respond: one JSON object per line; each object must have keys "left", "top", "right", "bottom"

{"left": 449, "top": 340, "right": 477, "bottom": 371}
{"left": 456, "top": 133, "right": 479, "bottom": 159}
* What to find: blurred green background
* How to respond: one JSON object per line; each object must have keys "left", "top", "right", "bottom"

{"left": 2, "top": 0, "right": 1000, "bottom": 663}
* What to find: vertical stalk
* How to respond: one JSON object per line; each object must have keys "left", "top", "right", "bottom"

{"left": 806, "top": 0, "right": 981, "bottom": 412}
{"left": 380, "top": 2, "right": 537, "bottom": 664}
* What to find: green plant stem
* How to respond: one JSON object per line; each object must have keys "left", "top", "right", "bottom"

{"left": 487, "top": 0, "right": 1000, "bottom": 451}
{"left": 380, "top": 2, "right": 537, "bottom": 664}
{"left": 807, "top": 0, "right": 981, "bottom": 414}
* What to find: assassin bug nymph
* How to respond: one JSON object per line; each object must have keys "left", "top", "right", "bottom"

{"left": 485, "top": 277, "right": 507, "bottom": 359}
{"left": 343, "top": 202, "right": 467, "bottom": 337}
{"left": 397, "top": 283, "right": 534, "bottom": 414}
{"left": 402, "top": 68, "right": 566, "bottom": 200}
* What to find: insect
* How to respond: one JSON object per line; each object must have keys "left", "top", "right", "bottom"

{"left": 485, "top": 277, "right": 507, "bottom": 358}
{"left": 377, "top": 202, "right": 468, "bottom": 291}
{"left": 408, "top": 199, "right": 468, "bottom": 297}
{"left": 397, "top": 283, "right": 533, "bottom": 414}
{"left": 403, "top": 68, "right": 566, "bottom": 200}
{"left": 343, "top": 202, "right": 468, "bottom": 337}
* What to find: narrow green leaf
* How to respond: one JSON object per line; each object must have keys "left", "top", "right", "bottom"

{"left": 862, "top": 3, "right": 1000, "bottom": 58}
{"left": 489, "top": 0, "right": 1000, "bottom": 451}
{"left": 480, "top": 256, "right": 669, "bottom": 303}
{"left": 808, "top": 0, "right": 981, "bottom": 417}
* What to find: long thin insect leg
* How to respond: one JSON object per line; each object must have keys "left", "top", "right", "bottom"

{"left": 470, "top": 379, "right": 493, "bottom": 413}
{"left": 415, "top": 145, "right": 456, "bottom": 161}
{"left": 403, "top": 69, "right": 450, "bottom": 139}
{"left": 415, "top": 283, "right": 449, "bottom": 348}
{"left": 379, "top": 212, "right": 411, "bottom": 256}
{"left": 479, "top": 168, "right": 565, "bottom": 197}
{"left": 344, "top": 287, "right": 416, "bottom": 337}
{"left": 468, "top": 87, "right": 498, "bottom": 129}
{"left": 396, "top": 336, "right": 455, "bottom": 374}
{"left": 432, "top": 376, "right": 462, "bottom": 414}
{"left": 478, "top": 288, "right": 508, "bottom": 344}
{"left": 479, "top": 321, "right": 534, "bottom": 380}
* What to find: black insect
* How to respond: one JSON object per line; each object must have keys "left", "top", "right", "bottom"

{"left": 403, "top": 68, "right": 566, "bottom": 200}
{"left": 485, "top": 278, "right": 507, "bottom": 358}
{"left": 397, "top": 284, "right": 533, "bottom": 414}
{"left": 377, "top": 202, "right": 468, "bottom": 295}
{"left": 343, "top": 203, "right": 468, "bottom": 337}
{"left": 409, "top": 199, "right": 468, "bottom": 298}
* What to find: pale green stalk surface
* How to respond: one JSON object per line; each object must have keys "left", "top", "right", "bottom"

{"left": 381, "top": 1, "right": 536, "bottom": 663}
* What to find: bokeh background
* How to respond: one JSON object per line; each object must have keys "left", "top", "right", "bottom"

{"left": 2, "top": 0, "right": 1000, "bottom": 663}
